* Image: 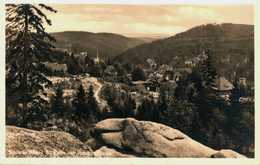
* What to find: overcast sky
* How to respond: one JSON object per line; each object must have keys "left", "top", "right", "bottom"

{"left": 45, "top": 4, "right": 254, "bottom": 37}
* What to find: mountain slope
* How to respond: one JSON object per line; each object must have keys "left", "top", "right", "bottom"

{"left": 51, "top": 31, "right": 145, "bottom": 59}
{"left": 116, "top": 23, "right": 254, "bottom": 81}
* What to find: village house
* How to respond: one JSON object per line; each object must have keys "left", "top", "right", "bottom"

{"left": 213, "top": 76, "right": 234, "bottom": 100}
{"left": 53, "top": 47, "right": 69, "bottom": 54}
{"left": 239, "top": 77, "right": 247, "bottom": 87}
{"left": 184, "top": 60, "right": 195, "bottom": 68}
{"left": 42, "top": 62, "right": 68, "bottom": 74}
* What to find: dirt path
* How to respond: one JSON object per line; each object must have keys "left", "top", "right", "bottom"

{"left": 47, "top": 76, "right": 108, "bottom": 111}
{"left": 83, "top": 77, "right": 107, "bottom": 111}
{"left": 93, "top": 80, "right": 102, "bottom": 104}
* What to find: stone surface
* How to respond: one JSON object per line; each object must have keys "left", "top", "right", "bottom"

{"left": 95, "top": 118, "right": 125, "bottom": 132}
{"left": 94, "top": 146, "right": 135, "bottom": 157}
{"left": 6, "top": 126, "right": 93, "bottom": 157}
{"left": 211, "top": 149, "right": 247, "bottom": 158}
{"left": 93, "top": 118, "right": 246, "bottom": 158}
{"left": 6, "top": 118, "right": 247, "bottom": 158}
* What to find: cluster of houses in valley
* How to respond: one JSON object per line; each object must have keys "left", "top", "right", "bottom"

{"left": 42, "top": 48, "right": 103, "bottom": 75}
{"left": 42, "top": 48, "right": 253, "bottom": 104}
{"left": 130, "top": 52, "right": 254, "bottom": 104}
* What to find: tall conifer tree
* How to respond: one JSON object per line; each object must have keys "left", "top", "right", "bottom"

{"left": 86, "top": 84, "right": 99, "bottom": 121}
{"left": 52, "top": 84, "right": 64, "bottom": 114}
{"left": 73, "top": 83, "right": 87, "bottom": 116}
{"left": 6, "top": 4, "right": 57, "bottom": 124}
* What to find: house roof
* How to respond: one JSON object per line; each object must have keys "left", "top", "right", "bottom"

{"left": 214, "top": 77, "right": 234, "bottom": 91}
{"left": 132, "top": 81, "right": 147, "bottom": 85}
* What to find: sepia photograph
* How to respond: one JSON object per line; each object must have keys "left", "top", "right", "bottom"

{"left": 5, "top": 3, "right": 254, "bottom": 158}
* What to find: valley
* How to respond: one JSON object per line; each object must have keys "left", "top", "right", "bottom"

{"left": 5, "top": 3, "right": 254, "bottom": 158}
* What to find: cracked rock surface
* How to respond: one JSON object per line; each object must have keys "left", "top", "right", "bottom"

{"left": 93, "top": 118, "right": 218, "bottom": 157}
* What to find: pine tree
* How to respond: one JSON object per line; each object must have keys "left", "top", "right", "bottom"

{"left": 195, "top": 48, "right": 221, "bottom": 112}
{"left": 227, "top": 79, "right": 254, "bottom": 156}
{"left": 124, "top": 94, "right": 136, "bottom": 117}
{"left": 115, "top": 63, "right": 130, "bottom": 84}
{"left": 136, "top": 98, "right": 149, "bottom": 120}
{"left": 113, "top": 93, "right": 136, "bottom": 118}
{"left": 230, "top": 80, "right": 241, "bottom": 105}
{"left": 188, "top": 48, "right": 227, "bottom": 146}
{"left": 111, "top": 98, "right": 125, "bottom": 118}
{"left": 148, "top": 71, "right": 160, "bottom": 91}
{"left": 199, "top": 49, "right": 218, "bottom": 89}
{"left": 149, "top": 98, "right": 160, "bottom": 122}
{"left": 6, "top": 4, "right": 57, "bottom": 127}
{"left": 162, "top": 99, "right": 196, "bottom": 134}
{"left": 132, "top": 67, "right": 146, "bottom": 81}
{"left": 67, "top": 53, "right": 81, "bottom": 74}
{"left": 174, "top": 77, "right": 188, "bottom": 100}
{"left": 86, "top": 84, "right": 99, "bottom": 121}
{"left": 137, "top": 97, "right": 157, "bottom": 121}
{"left": 73, "top": 83, "right": 87, "bottom": 116}
{"left": 158, "top": 90, "right": 168, "bottom": 121}
{"left": 52, "top": 84, "right": 64, "bottom": 114}
{"left": 227, "top": 79, "right": 242, "bottom": 133}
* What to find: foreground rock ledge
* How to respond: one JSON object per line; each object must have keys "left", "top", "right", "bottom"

{"left": 6, "top": 126, "right": 93, "bottom": 157}
{"left": 6, "top": 118, "right": 246, "bottom": 158}
{"left": 91, "top": 118, "right": 246, "bottom": 158}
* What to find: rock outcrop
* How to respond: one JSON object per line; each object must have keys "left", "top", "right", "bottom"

{"left": 6, "top": 126, "right": 93, "bottom": 157}
{"left": 6, "top": 118, "right": 246, "bottom": 158}
{"left": 211, "top": 149, "right": 247, "bottom": 158}
{"left": 92, "top": 118, "right": 246, "bottom": 158}
{"left": 93, "top": 146, "right": 135, "bottom": 157}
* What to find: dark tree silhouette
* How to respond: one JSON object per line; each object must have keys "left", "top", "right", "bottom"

{"left": 73, "top": 83, "right": 87, "bottom": 116}
{"left": 162, "top": 99, "right": 196, "bottom": 134}
{"left": 52, "top": 84, "right": 64, "bottom": 114}
{"left": 124, "top": 93, "right": 136, "bottom": 117}
{"left": 67, "top": 53, "right": 81, "bottom": 74}
{"left": 137, "top": 97, "right": 158, "bottom": 121}
{"left": 6, "top": 4, "right": 57, "bottom": 127}
{"left": 111, "top": 93, "right": 136, "bottom": 118}
{"left": 114, "top": 63, "right": 130, "bottom": 84}
{"left": 86, "top": 84, "right": 99, "bottom": 121}
{"left": 199, "top": 49, "right": 218, "bottom": 89}
{"left": 132, "top": 67, "right": 146, "bottom": 81}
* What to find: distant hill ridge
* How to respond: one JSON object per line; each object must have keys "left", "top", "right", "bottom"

{"left": 51, "top": 31, "right": 146, "bottom": 59}
{"left": 173, "top": 23, "right": 253, "bottom": 40}
{"left": 115, "top": 23, "right": 254, "bottom": 81}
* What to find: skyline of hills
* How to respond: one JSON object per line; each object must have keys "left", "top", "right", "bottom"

{"left": 115, "top": 23, "right": 254, "bottom": 82}
{"left": 48, "top": 23, "right": 254, "bottom": 83}
{"left": 51, "top": 31, "right": 146, "bottom": 59}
